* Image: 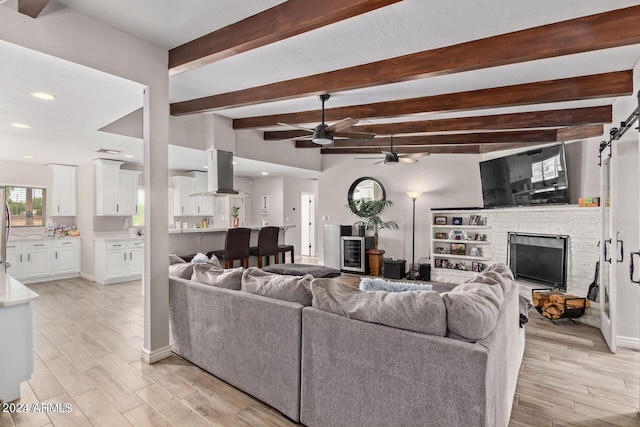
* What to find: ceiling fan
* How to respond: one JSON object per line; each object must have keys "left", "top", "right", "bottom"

{"left": 277, "top": 94, "right": 375, "bottom": 145}
{"left": 356, "top": 136, "right": 430, "bottom": 164}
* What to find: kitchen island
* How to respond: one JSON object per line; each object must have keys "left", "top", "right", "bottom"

{"left": 169, "top": 225, "right": 295, "bottom": 261}
{"left": 0, "top": 270, "right": 38, "bottom": 402}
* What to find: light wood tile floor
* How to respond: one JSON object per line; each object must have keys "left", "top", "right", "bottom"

{"left": 1, "top": 277, "right": 638, "bottom": 426}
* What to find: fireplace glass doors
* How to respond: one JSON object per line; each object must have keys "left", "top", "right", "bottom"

{"left": 508, "top": 232, "right": 568, "bottom": 290}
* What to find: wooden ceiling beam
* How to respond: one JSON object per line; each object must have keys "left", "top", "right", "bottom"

{"left": 171, "top": 5, "right": 640, "bottom": 115}
{"left": 18, "top": 0, "right": 50, "bottom": 18}
{"left": 263, "top": 106, "right": 612, "bottom": 140}
{"left": 235, "top": 71, "right": 631, "bottom": 129}
{"left": 322, "top": 146, "right": 483, "bottom": 155}
{"left": 296, "top": 125, "right": 603, "bottom": 148}
{"left": 168, "top": 0, "right": 402, "bottom": 75}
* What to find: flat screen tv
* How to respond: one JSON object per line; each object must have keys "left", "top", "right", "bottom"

{"left": 479, "top": 144, "right": 570, "bottom": 208}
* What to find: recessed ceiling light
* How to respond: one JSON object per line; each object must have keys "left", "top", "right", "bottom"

{"left": 203, "top": 166, "right": 208, "bottom": 169}
{"left": 30, "top": 92, "right": 56, "bottom": 101}
{"left": 22, "top": 155, "right": 33, "bottom": 159}
{"left": 124, "top": 154, "right": 134, "bottom": 158}
{"left": 261, "top": 172, "right": 269, "bottom": 175}
{"left": 11, "top": 123, "right": 31, "bottom": 129}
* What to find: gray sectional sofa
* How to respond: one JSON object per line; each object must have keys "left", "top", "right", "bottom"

{"left": 168, "top": 262, "right": 525, "bottom": 426}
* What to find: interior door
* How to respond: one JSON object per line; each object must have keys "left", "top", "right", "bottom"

{"left": 600, "top": 141, "right": 617, "bottom": 353}
{"left": 301, "top": 193, "right": 315, "bottom": 257}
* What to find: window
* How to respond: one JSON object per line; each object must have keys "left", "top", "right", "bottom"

{"left": 5, "top": 186, "right": 46, "bottom": 227}
{"left": 132, "top": 188, "right": 144, "bottom": 227}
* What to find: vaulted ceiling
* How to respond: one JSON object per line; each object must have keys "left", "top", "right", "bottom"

{"left": 43, "top": 1, "right": 640, "bottom": 155}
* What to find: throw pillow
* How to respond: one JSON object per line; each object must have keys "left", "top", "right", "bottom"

{"left": 208, "top": 254, "right": 222, "bottom": 269}
{"left": 169, "top": 254, "right": 185, "bottom": 265}
{"left": 311, "top": 278, "right": 447, "bottom": 336}
{"left": 442, "top": 281, "right": 504, "bottom": 341}
{"left": 191, "top": 264, "right": 244, "bottom": 290}
{"left": 359, "top": 277, "right": 433, "bottom": 292}
{"left": 241, "top": 267, "right": 313, "bottom": 305}
{"left": 191, "top": 252, "right": 209, "bottom": 264}
{"left": 169, "top": 262, "right": 194, "bottom": 279}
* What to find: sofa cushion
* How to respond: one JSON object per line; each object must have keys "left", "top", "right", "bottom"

{"left": 169, "top": 254, "right": 185, "bottom": 264}
{"left": 442, "top": 281, "right": 505, "bottom": 341}
{"left": 191, "top": 264, "right": 244, "bottom": 290}
{"left": 169, "top": 262, "right": 194, "bottom": 279}
{"left": 242, "top": 267, "right": 313, "bottom": 305}
{"left": 311, "top": 278, "right": 446, "bottom": 336}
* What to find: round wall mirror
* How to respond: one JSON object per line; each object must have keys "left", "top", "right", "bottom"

{"left": 348, "top": 177, "right": 386, "bottom": 203}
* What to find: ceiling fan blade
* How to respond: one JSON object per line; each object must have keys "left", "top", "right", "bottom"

{"left": 354, "top": 157, "right": 384, "bottom": 159}
{"left": 372, "top": 160, "right": 385, "bottom": 165}
{"left": 381, "top": 151, "right": 393, "bottom": 156}
{"left": 273, "top": 135, "right": 312, "bottom": 143}
{"left": 399, "top": 152, "right": 431, "bottom": 158}
{"left": 326, "top": 117, "right": 358, "bottom": 133}
{"left": 334, "top": 131, "right": 375, "bottom": 140}
{"left": 277, "top": 122, "right": 314, "bottom": 133}
{"left": 399, "top": 157, "right": 418, "bottom": 164}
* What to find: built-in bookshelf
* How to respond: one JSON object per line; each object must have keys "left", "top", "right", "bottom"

{"left": 430, "top": 211, "right": 492, "bottom": 280}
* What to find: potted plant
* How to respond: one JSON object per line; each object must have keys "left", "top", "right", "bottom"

{"left": 231, "top": 206, "right": 240, "bottom": 227}
{"left": 347, "top": 198, "right": 398, "bottom": 276}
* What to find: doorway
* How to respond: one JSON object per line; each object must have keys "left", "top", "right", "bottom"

{"left": 301, "top": 193, "right": 315, "bottom": 257}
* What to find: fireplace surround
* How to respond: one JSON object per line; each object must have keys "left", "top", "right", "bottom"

{"left": 508, "top": 232, "right": 568, "bottom": 290}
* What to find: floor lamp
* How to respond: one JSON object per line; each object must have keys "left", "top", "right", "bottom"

{"left": 406, "top": 192, "right": 422, "bottom": 280}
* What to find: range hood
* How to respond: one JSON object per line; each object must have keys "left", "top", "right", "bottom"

{"left": 203, "top": 150, "right": 250, "bottom": 197}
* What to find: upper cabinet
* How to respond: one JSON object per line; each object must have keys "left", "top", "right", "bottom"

{"left": 171, "top": 176, "right": 196, "bottom": 216}
{"left": 49, "top": 164, "right": 77, "bottom": 216}
{"left": 192, "top": 171, "right": 212, "bottom": 216}
{"left": 93, "top": 159, "right": 141, "bottom": 216}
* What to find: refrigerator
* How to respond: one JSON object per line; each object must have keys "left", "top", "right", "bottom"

{"left": 0, "top": 187, "right": 10, "bottom": 273}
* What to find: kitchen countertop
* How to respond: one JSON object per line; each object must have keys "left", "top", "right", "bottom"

{"left": 9, "top": 235, "right": 81, "bottom": 242}
{"left": 169, "top": 225, "right": 295, "bottom": 234}
{"left": 0, "top": 270, "right": 39, "bottom": 307}
{"left": 93, "top": 232, "right": 144, "bottom": 242}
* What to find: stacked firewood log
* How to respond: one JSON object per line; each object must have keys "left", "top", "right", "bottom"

{"left": 532, "top": 290, "right": 590, "bottom": 320}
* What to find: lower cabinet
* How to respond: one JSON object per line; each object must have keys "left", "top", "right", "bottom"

{"left": 94, "top": 239, "right": 143, "bottom": 284}
{"left": 5, "top": 239, "right": 81, "bottom": 284}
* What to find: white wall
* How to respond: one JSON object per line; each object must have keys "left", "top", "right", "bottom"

{"left": 236, "top": 129, "right": 322, "bottom": 172}
{"left": 318, "top": 154, "right": 484, "bottom": 264}
{"left": 249, "top": 176, "right": 284, "bottom": 226}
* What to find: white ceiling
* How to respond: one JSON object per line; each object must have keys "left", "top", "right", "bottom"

{"left": 2, "top": 0, "right": 640, "bottom": 171}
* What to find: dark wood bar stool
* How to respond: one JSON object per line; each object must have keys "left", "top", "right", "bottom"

{"left": 208, "top": 227, "right": 251, "bottom": 268}
{"left": 278, "top": 244, "right": 295, "bottom": 263}
{"left": 249, "top": 226, "right": 280, "bottom": 268}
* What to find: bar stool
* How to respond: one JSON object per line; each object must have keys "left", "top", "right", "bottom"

{"left": 278, "top": 244, "right": 295, "bottom": 263}
{"left": 249, "top": 226, "right": 280, "bottom": 268}
{"left": 208, "top": 227, "right": 251, "bottom": 269}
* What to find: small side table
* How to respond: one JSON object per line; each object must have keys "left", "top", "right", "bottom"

{"left": 383, "top": 258, "right": 406, "bottom": 279}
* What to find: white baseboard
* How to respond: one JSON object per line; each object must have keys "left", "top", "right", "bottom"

{"left": 80, "top": 272, "right": 95, "bottom": 282}
{"left": 141, "top": 345, "right": 172, "bottom": 364}
{"left": 616, "top": 335, "right": 640, "bottom": 350}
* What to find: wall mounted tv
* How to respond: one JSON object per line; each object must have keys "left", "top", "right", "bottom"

{"left": 479, "top": 144, "right": 570, "bottom": 208}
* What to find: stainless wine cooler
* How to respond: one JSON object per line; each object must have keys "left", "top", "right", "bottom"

{"left": 340, "top": 236, "right": 374, "bottom": 274}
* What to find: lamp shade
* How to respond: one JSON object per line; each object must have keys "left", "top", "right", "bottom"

{"left": 406, "top": 191, "right": 423, "bottom": 200}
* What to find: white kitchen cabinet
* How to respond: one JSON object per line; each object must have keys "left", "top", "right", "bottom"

{"left": 5, "top": 242, "right": 24, "bottom": 280}
{"left": 192, "top": 171, "right": 213, "bottom": 215}
{"left": 49, "top": 164, "right": 77, "bottom": 216}
{"left": 94, "top": 159, "right": 141, "bottom": 216}
{"left": 6, "top": 239, "right": 81, "bottom": 284}
{"left": 52, "top": 240, "right": 80, "bottom": 276}
{"left": 94, "top": 159, "right": 122, "bottom": 216}
{"left": 119, "top": 170, "right": 141, "bottom": 216}
{"left": 94, "top": 239, "right": 143, "bottom": 284}
{"left": 171, "top": 176, "right": 196, "bottom": 216}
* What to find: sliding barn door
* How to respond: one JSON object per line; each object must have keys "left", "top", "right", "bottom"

{"left": 600, "top": 141, "right": 617, "bottom": 353}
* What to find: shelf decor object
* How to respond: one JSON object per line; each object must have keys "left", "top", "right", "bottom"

{"left": 405, "top": 192, "right": 423, "bottom": 280}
